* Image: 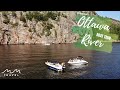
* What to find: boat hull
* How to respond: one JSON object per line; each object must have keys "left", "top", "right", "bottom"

{"left": 68, "top": 62, "right": 88, "bottom": 65}
{"left": 48, "top": 66, "right": 63, "bottom": 72}
{"left": 68, "top": 59, "right": 88, "bottom": 65}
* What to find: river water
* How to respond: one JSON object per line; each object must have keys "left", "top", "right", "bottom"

{"left": 0, "top": 43, "right": 120, "bottom": 79}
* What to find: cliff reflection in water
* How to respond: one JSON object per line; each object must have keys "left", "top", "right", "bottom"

{"left": 0, "top": 43, "right": 120, "bottom": 79}
{"left": 0, "top": 44, "right": 92, "bottom": 79}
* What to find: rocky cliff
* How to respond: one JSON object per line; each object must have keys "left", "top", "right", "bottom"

{"left": 0, "top": 11, "right": 96, "bottom": 44}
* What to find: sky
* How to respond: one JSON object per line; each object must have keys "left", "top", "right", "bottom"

{"left": 96, "top": 11, "right": 120, "bottom": 21}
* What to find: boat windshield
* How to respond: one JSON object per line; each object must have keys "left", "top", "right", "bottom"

{"left": 77, "top": 56, "right": 83, "bottom": 59}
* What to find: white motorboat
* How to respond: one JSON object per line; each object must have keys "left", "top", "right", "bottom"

{"left": 69, "top": 64, "right": 88, "bottom": 69}
{"left": 68, "top": 56, "right": 88, "bottom": 65}
{"left": 45, "top": 61, "right": 65, "bottom": 71}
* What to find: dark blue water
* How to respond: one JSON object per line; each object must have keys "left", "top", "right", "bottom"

{"left": 79, "top": 43, "right": 120, "bottom": 79}
{"left": 0, "top": 43, "right": 120, "bottom": 79}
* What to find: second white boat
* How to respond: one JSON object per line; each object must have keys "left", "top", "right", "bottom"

{"left": 68, "top": 56, "right": 88, "bottom": 65}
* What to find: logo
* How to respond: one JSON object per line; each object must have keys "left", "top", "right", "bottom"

{"left": 0, "top": 69, "right": 21, "bottom": 77}
{"left": 72, "top": 14, "right": 118, "bottom": 53}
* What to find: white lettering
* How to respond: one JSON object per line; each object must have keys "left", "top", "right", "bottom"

{"left": 77, "top": 16, "right": 86, "bottom": 27}
{"left": 81, "top": 34, "right": 104, "bottom": 47}
{"left": 77, "top": 16, "right": 110, "bottom": 31}
{"left": 104, "top": 35, "right": 111, "bottom": 40}
{"left": 96, "top": 33, "right": 103, "bottom": 38}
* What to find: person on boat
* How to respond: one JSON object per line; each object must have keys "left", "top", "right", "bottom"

{"left": 61, "top": 62, "right": 65, "bottom": 68}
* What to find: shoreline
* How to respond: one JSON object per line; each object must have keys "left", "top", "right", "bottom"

{"left": 0, "top": 42, "right": 120, "bottom": 45}
{"left": 112, "top": 41, "right": 120, "bottom": 42}
{"left": 0, "top": 43, "right": 73, "bottom": 45}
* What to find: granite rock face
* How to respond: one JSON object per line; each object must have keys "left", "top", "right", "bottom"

{"left": 0, "top": 11, "right": 96, "bottom": 44}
